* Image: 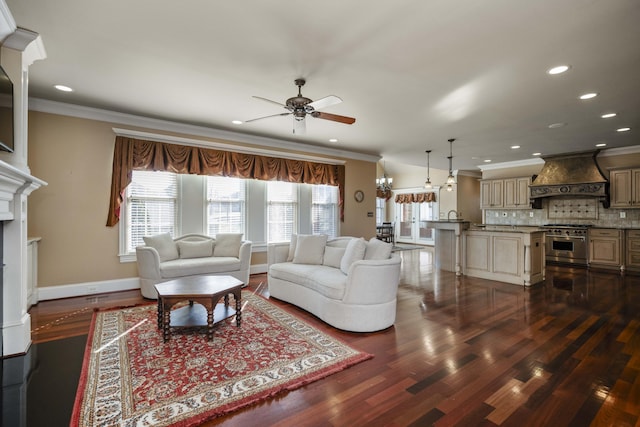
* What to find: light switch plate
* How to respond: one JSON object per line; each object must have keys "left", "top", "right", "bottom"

{"left": 620, "top": 211, "right": 626, "bottom": 218}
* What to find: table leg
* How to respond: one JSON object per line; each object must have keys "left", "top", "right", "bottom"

{"left": 162, "top": 305, "right": 171, "bottom": 342}
{"left": 207, "top": 307, "right": 214, "bottom": 341}
{"left": 224, "top": 294, "right": 229, "bottom": 307}
{"left": 157, "top": 298, "right": 162, "bottom": 329}
{"left": 235, "top": 292, "right": 242, "bottom": 327}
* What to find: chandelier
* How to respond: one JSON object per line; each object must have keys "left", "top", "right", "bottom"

{"left": 376, "top": 161, "right": 393, "bottom": 198}
{"left": 424, "top": 149, "right": 432, "bottom": 189}
{"left": 446, "top": 138, "right": 456, "bottom": 192}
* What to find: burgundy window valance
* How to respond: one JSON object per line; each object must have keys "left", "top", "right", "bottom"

{"left": 394, "top": 192, "right": 436, "bottom": 204}
{"left": 106, "top": 136, "right": 345, "bottom": 226}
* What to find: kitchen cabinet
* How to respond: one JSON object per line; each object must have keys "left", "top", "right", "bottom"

{"left": 625, "top": 229, "right": 640, "bottom": 272}
{"left": 610, "top": 168, "right": 640, "bottom": 208}
{"left": 504, "top": 177, "right": 531, "bottom": 208}
{"left": 480, "top": 179, "right": 503, "bottom": 209}
{"left": 463, "top": 227, "right": 545, "bottom": 286}
{"left": 588, "top": 228, "right": 623, "bottom": 271}
{"left": 481, "top": 177, "right": 531, "bottom": 209}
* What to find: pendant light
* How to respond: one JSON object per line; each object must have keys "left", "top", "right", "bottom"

{"left": 424, "top": 150, "right": 432, "bottom": 189}
{"left": 446, "top": 138, "right": 456, "bottom": 192}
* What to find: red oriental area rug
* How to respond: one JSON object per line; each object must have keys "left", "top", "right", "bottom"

{"left": 70, "top": 291, "right": 372, "bottom": 426}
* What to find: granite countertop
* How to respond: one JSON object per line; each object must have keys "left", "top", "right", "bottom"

{"left": 467, "top": 225, "right": 544, "bottom": 234}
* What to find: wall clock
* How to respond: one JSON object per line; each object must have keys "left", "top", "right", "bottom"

{"left": 354, "top": 190, "right": 364, "bottom": 203}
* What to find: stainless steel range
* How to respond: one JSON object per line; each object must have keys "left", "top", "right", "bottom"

{"left": 542, "top": 224, "right": 590, "bottom": 266}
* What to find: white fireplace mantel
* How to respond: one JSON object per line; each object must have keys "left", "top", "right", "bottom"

{"left": 0, "top": 159, "right": 45, "bottom": 219}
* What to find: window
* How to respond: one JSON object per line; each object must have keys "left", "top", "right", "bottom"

{"left": 312, "top": 185, "right": 339, "bottom": 238}
{"left": 206, "top": 176, "right": 246, "bottom": 235}
{"left": 376, "top": 197, "right": 386, "bottom": 225}
{"left": 267, "top": 181, "right": 297, "bottom": 243}
{"left": 125, "top": 170, "right": 178, "bottom": 253}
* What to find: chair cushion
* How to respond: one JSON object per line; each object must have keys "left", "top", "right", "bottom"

{"left": 340, "top": 237, "right": 366, "bottom": 274}
{"left": 177, "top": 240, "right": 213, "bottom": 259}
{"left": 143, "top": 233, "right": 179, "bottom": 262}
{"left": 269, "top": 263, "right": 347, "bottom": 300}
{"left": 213, "top": 233, "right": 243, "bottom": 257}
{"left": 364, "top": 238, "right": 392, "bottom": 260}
{"left": 293, "top": 234, "right": 327, "bottom": 265}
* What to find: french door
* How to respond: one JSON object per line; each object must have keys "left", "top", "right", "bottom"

{"left": 396, "top": 198, "right": 437, "bottom": 245}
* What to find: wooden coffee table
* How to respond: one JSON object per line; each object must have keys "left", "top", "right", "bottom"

{"left": 154, "top": 275, "right": 243, "bottom": 342}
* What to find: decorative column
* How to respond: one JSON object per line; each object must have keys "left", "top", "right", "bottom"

{"left": 0, "top": 11, "right": 47, "bottom": 356}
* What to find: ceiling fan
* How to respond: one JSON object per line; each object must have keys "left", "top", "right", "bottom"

{"left": 245, "top": 79, "right": 356, "bottom": 134}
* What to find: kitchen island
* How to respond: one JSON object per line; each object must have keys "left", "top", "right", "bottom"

{"left": 426, "top": 220, "right": 471, "bottom": 276}
{"left": 463, "top": 225, "right": 545, "bottom": 286}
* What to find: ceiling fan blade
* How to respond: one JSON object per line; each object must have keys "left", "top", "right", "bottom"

{"left": 308, "top": 95, "right": 342, "bottom": 110}
{"left": 244, "top": 112, "right": 291, "bottom": 123}
{"left": 252, "top": 96, "right": 288, "bottom": 108}
{"left": 293, "top": 117, "right": 306, "bottom": 135}
{"left": 311, "top": 111, "right": 356, "bottom": 125}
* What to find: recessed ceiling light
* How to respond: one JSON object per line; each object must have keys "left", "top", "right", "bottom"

{"left": 547, "top": 65, "right": 570, "bottom": 75}
{"left": 511, "top": 145, "right": 520, "bottom": 149}
{"left": 329, "top": 138, "right": 338, "bottom": 143}
{"left": 54, "top": 84, "right": 73, "bottom": 92}
{"left": 231, "top": 120, "right": 243, "bottom": 125}
{"left": 533, "top": 152, "right": 542, "bottom": 156}
{"left": 484, "top": 159, "right": 492, "bottom": 163}
{"left": 579, "top": 93, "right": 598, "bottom": 100}
{"left": 617, "top": 127, "right": 631, "bottom": 132}
{"left": 601, "top": 113, "right": 617, "bottom": 119}
{"left": 595, "top": 143, "right": 607, "bottom": 147}
{"left": 548, "top": 122, "right": 566, "bottom": 129}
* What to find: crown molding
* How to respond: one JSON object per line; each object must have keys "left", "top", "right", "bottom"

{"left": 598, "top": 145, "right": 640, "bottom": 157}
{"left": 0, "top": 1, "right": 16, "bottom": 42}
{"left": 29, "top": 98, "right": 381, "bottom": 163}
{"left": 477, "top": 157, "right": 545, "bottom": 172}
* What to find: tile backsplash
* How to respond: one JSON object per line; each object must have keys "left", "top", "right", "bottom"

{"left": 485, "top": 197, "right": 640, "bottom": 228}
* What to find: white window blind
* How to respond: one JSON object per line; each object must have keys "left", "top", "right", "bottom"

{"left": 206, "top": 176, "right": 246, "bottom": 236}
{"left": 267, "top": 181, "right": 297, "bottom": 243}
{"left": 376, "top": 197, "right": 386, "bottom": 225}
{"left": 126, "top": 170, "right": 177, "bottom": 252}
{"left": 312, "top": 185, "right": 338, "bottom": 238}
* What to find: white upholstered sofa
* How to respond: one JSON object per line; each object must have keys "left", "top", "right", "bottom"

{"left": 136, "top": 233, "right": 252, "bottom": 299}
{"left": 268, "top": 235, "right": 401, "bottom": 332}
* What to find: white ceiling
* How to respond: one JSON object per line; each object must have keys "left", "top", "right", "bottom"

{"left": 5, "top": 0, "right": 640, "bottom": 171}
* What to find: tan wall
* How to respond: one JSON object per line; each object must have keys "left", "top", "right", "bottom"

{"left": 27, "top": 111, "right": 376, "bottom": 287}
{"left": 456, "top": 175, "right": 481, "bottom": 224}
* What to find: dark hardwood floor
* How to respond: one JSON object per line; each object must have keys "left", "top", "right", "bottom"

{"left": 20, "top": 249, "right": 640, "bottom": 426}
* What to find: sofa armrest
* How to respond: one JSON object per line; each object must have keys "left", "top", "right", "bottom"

{"left": 268, "top": 242, "right": 290, "bottom": 267}
{"left": 238, "top": 240, "right": 252, "bottom": 270}
{"left": 342, "top": 254, "right": 402, "bottom": 304}
{"left": 135, "top": 246, "right": 162, "bottom": 280}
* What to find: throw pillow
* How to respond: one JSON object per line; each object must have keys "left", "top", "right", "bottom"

{"left": 213, "top": 233, "right": 243, "bottom": 257}
{"left": 177, "top": 240, "right": 213, "bottom": 259}
{"left": 143, "top": 233, "right": 179, "bottom": 262}
{"left": 287, "top": 234, "right": 298, "bottom": 262}
{"left": 365, "top": 238, "right": 393, "bottom": 260}
{"left": 340, "top": 237, "right": 367, "bottom": 274}
{"left": 323, "top": 246, "right": 346, "bottom": 268}
{"left": 293, "top": 234, "right": 328, "bottom": 265}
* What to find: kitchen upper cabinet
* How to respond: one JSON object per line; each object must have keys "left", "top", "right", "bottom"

{"left": 610, "top": 168, "right": 640, "bottom": 208}
{"left": 480, "top": 179, "right": 503, "bottom": 209}
{"left": 504, "top": 177, "right": 531, "bottom": 209}
{"left": 481, "top": 177, "right": 531, "bottom": 210}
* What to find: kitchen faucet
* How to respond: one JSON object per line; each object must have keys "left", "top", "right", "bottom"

{"left": 447, "top": 210, "right": 460, "bottom": 221}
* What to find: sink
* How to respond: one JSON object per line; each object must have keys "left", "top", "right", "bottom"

{"left": 443, "top": 219, "right": 465, "bottom": 222}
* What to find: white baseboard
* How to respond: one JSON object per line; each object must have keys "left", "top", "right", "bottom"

{"left": 36, "top": 266, "right": 268, "bottom": 301}
{"left": 37, "top": 277, "right": 141, "bottom": 301}
{"left": 250, "top": 263, "right": 267, "bottom": 275}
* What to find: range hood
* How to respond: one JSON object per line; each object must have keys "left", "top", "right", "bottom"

{"left": 529, "top": 150, "right": 609, "bottom": 208}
